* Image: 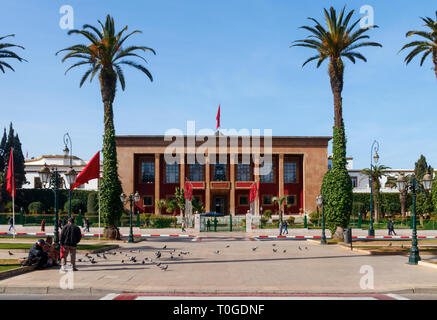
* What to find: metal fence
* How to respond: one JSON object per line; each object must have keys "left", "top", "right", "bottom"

{"left": 200, "top": 215, "right": 245, "bottom": 232}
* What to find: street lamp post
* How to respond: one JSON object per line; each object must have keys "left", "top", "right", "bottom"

{"left": 63, "top": 133, "right": 77, "bottom": 219}
{"left": 396, "top": 172, "right": 433, "bottom": 265}
{"left": 316, "top": 195, "right": 327, "bottom": 245}
{"left": 120, "top": 191, "right": 140, "bottom": 243}
{"left": 39, "top": 164, "right": 61, "bottom": 250}
{"left": 368, "top": 140, "right": 380, "bottom": 237}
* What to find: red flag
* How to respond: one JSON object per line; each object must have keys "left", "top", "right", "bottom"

{"left": 216, "top": 104, "right": 220, "bottom": 130}
{"left": 184, "top": 180, "right": 193, "bottom": 201}
{"left": 6, "top": 148, "right": 15, "bottom": 197}
{"left": 71, "top": 151, "right": 100, "bottom": 190}
{"left": 256, "top": 180, "right": 260, "bottom": 201}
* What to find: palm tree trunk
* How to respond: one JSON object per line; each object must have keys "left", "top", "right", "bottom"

{"left": 99, "top": 67, "right": 124, "bottom": 240}
{"left": 329, "top": 58, "right": 344, "bottom": 129}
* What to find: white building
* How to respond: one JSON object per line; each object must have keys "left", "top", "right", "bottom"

{"left": 24, "top": 155, "right": 103, "bottom": 191}
{"left": 328, "top": 156, "right": 412, "bottom": 194}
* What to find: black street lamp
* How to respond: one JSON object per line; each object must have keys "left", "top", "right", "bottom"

{"left": 39, "top": 163, "right": 61, "bottom": 250}
{"left": 396, "top": 172, "right": 433, "bottom": 265}
{"left": 316, "top": 195, "right": 327, "bottom": 245}
{"left": 120, "top": 191, "right": 140, "bottom": 243}
{"left": 63, "top": 133, "right": 77, "bottom": 219}
{"left": 368, "top": 140, "right": 380, "bottom": 237}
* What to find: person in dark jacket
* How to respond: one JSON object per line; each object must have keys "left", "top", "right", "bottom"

{"left": 23, "top": 239, "right": 48, "bottom": 269}
{"left": 60, "top": 217, "right": 82, "bottom": 271}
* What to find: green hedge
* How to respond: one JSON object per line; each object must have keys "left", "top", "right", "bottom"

{"left": 352, "top": 193, "right": 413, "bottom": 217}
{"left": 2, "top": 189, "right": 94, "bottom": 214}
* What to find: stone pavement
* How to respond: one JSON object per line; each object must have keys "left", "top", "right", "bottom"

{"left": 0, "top": 236, "right": 436, "bottom": 295}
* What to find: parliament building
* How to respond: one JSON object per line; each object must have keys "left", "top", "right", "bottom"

{"left": 115, "top": 135, "right": 330, "bottom": 216}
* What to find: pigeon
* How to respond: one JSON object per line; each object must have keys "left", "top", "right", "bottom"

{"left": 155, "top": 251, "right": 161, "bottom": 258}
{"left": 121, "top": 260, "right": 125, "bottom": 264}
{"left": 142, "top": 260, "right": 145, "bottom": 265}
{"left": 214, "top": 250, "right": 220, "bottom": 254}
{"left": 178, "top": 253, "right": 181, "bottom": 257}
{"left": 226, "top": 245, "right": 230, "bottom": 248}
{"left": 283, "top": 250, "right": 287, "bottom": 253}
{"left": 8, "top": 251, "right": 13, "bottom": 255}
{"left": 252, "top": 247, "right": 258, "bottom": 251}
{"left": 180, "top": 251, "right": 189, "bottom": 255}
{"left": 160, "top": 265, "right": 168, "bottom": 271}
{"left": 163, "top": 245, "right": 167, "bottom": 249}
{"left": 170, "top": 255, "right": 174, "bottom": 259}
{"left": 85, "top": 253, "right": 89, "bottom": 258}
{"left": 305, "top": 247, "right": 308, "bottom": 250}
{"left": 298, "top": 246, "right": 302, "bottom": 250}
{"left": 96, "top": 253, "right": 101, "bottom": 258}
{"left": 388, "top": 242, "right": 392, "bottom": 247}
{"left": 156, "top": 262, "right": 161, "bottom": 267}
{"left": 90, "top": 259, "right": 97, "bottom": 264}
{"left": 146, "top": 257, "right": 153, "bottom": 262}
{"left": 272, "top": 244, "right": 276, "bottom": 247}
{"left": 401, "top": 244, "right": 404, "bottom": 248}
{"left": 103, "top": 254, "right": 107, "bottom": 259}
{"left": 78, "top": 258, "right": 83, "bottom": 262}
{"left": 273, "top": 248, "right": 277, "bottom": 253}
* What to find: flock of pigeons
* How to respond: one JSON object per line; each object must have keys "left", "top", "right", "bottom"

{"left": 75, "top": 244, "right": 195, "bottom": 271}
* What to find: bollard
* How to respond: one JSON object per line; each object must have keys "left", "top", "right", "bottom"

{"left": 357, "top": 213, "right": 362, "bottom": 229}
{"left": 304, "top": 215, "right": 307, "bottom": 228}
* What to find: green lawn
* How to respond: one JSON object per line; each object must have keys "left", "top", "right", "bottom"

{"left": 0, "top": 243, "right": 113, "bottom": 251}
{"left": 0, "top": 264, "right": 21, "bottom": 272}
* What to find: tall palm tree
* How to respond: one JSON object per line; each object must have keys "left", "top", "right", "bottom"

{"left": 360, "top": 164, "right": 391, "bottom": 222}
{"left": 0, "top": 34, "right": 26, "bottom": 73}
{"left": 56, "top": 15, "right": 155, "bottom": 239}
{"left": 291, "top": 6, "right": 382, "bottom": 239}
{"left": 291, "top": 6, "right": 381, "bottom": 129}
{"left": 400, "top": 11, "right": 437, "bottom": 78}
{"left": 272, "top": 195, "right": 287, "bottom": 222}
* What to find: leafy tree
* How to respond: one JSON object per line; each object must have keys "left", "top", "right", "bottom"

{"left": 291, "top": 6, "right": 381, "bottom": 239}
{"left": 174, "top": 187, "right": 185, "bottom": 215}
{"left": 57, "top": 15, "right": 155, "bottom": 239}
{"left": 360, "top": 164, "right": 391, "bottom": 222}
{"left": 1, "top": 123, "right": 26, "bottom": 189}
{"left": 0, "top": 34, "right": 26, "bottom": 73}
{"left": 156, "top": 199, "right": 167, "bottom": 215}
{"left": 400, "top": 11, "right": 437, "bottom": 78}
{"left": 191, "top": 197, "right": 204, "bottom": 213}
{"left": 414, "top": 155, "right": 433, "bottom": 181}
{"left": 272, "top": 195, "right": 287, "bottom": 222}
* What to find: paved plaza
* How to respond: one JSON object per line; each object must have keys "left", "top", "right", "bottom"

{"left": 0, "top": 233, "right": 436, "bottom": 296}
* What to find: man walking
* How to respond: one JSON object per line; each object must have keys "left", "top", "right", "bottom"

{"left": 8, "top": 216, "right": 15, "bottom": 232}
{"left": 388, "top": 218, "right": 397, "bottom": 236}
{"left": 283, "top": 220, "right": 288, "bottom": 235}
{"left": 60, "top": 217, "right": 82, "bottom": 271}
{"left": 279, "top": 220, "right": 283, "bottom": 236}
{"left": 84, "top": 218, "right": 90, "bottom": 232}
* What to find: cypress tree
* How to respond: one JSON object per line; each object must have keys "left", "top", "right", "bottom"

{"left": 3, "top": 123, "right": 26, "bottom": 188}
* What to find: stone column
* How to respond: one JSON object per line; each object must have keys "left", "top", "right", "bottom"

{"left": 254, "top": 154, "right": 260, "bottom": 216}
{"left": 279, "top": 153, "right": 285, "bottom": 213}
{"left": 205, "top": 155, "right": 211, "bottom": 212}
{"left": 179, "top": 154, "right": 185, "bottom": 217}
{"left": 154, "top": 153, "right": 160, "bottom": 215}
{"left": 230, "top": 154, "right": 236, "bottom": 216}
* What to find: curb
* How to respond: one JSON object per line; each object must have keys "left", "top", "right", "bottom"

{"left": 0, "top": 265, "right": 36, "bottom": 281}
{"left": 1, "top": 285, "right": 437, "bottom": 296}
{"left": 418, "top": 260, "right": 437, "bottom": 270}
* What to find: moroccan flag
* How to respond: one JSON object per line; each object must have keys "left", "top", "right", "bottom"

{"left": 216, "top": 104, "right": 220, "bottom": 130}
{"left": 6, "top": 148, "right": 15, "bottom": 197}
{"left": 256, "top": 180, "right": 260, "bottom": 201}
{"left": 71, "top": 151, "right": 100, "bottom": 190}
{"left": 184, "top": 180, "right": 193, "bottom": 201}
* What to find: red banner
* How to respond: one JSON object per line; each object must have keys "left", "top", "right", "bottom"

{"left": 6, "top": 148, "right": 15, "bottom": 197}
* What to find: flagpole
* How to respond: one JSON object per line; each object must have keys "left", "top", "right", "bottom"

{"left": 12, "top": 148, "right": 15, "bottom": 239}
{"left": 98, "top": 176, "right": 101, "bottom": 240}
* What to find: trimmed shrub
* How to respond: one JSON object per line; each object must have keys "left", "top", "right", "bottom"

{"left": 263, "top": 209, "right": 272, "bottom": 219}
{"left": 151, "top": 215, "right": 175, "bottom": 228}
{"left": 87, "top": 192, "right": 98, "bottom": 214}
{"left": 287, "top": 216, "right": 295, "bottom": 225}
{"left": 63, "top": 199, "right": 86, "bottom": 214}
{"left": 28, "top": 202, "right": 45, "bottom": 214}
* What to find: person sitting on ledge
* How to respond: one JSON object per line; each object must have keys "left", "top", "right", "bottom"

{"left": 43, "top": 236, "right": 59, "bottom": 266}
{"left": 22, "top": 239, "right": 48, "bottom": 270}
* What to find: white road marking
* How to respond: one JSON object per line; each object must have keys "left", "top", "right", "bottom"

{"left": 134, "top": 296, "right": 377, "bottom": 300}
{"left": 100, "top": 293, "right": 120, "bottom": 300}
{"left": 385, "top": 293, "right": 409, "bottom": 300}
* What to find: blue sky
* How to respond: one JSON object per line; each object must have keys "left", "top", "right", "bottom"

{"left": 1, "top": 0, "right": 436, "bottom": 170}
